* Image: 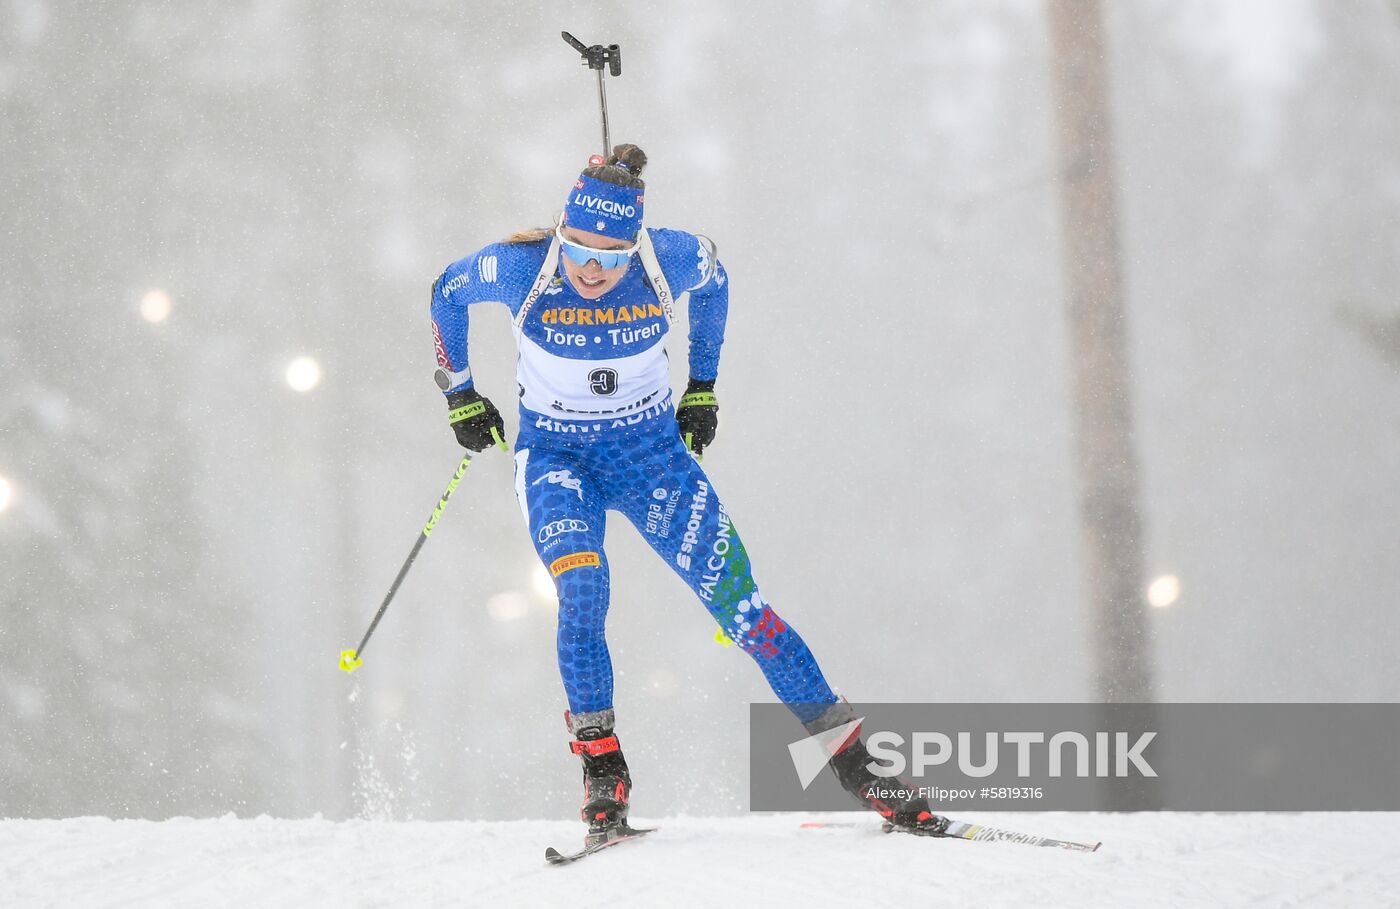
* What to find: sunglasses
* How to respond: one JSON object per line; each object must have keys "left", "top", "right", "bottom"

{"left": 556, "top": 225, "right": 639, "bottom": 271}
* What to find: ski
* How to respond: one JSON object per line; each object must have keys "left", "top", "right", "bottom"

{"left": 799, "top": 819, "right": 1101, "bottom": 853}
{"left": 896, "top": 818, "right": 1101, "bottom": 852}
{"left": 544, "top": 825, "right": 657, "bottom": 865}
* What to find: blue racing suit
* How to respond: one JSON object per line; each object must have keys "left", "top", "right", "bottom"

{"left": 431, "top": 228, "right": 837, "bottom": 723}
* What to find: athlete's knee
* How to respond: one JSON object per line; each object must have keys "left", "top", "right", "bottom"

{"left": 739, "top": 606, "right": 796, "bottom": 660}
{"left": 713, "top": 590, "right": 798, "bottom": 660}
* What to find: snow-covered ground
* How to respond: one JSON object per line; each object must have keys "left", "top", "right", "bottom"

{"left": 3, "top": 813, "right": 1398, "bottom": 908}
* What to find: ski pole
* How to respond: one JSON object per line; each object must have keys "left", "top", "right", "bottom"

{"left": 339, "top": 452, "right": 475, "bottom": 673}
{"left": 561, "top": 31, "right": 622, "bottom": 157}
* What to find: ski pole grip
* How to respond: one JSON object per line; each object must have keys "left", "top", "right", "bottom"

{"left": 562, "top": 31, "right": 587, "bottom": 55}
{"left": 561, "top": 31, "right": 621, "bottom": 75}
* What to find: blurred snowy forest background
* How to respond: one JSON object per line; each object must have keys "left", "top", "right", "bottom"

{"left": 3, "top": 0, "right": 1399, "bottom": 822}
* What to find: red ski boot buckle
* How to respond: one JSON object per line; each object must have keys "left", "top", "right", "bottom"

{"left": 570, "top": 735, "right": 620, "bottom": 756}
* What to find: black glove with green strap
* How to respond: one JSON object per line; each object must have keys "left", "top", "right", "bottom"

{"left": 446, "top": 388, "right": 508, "bottom": 452}
{"left": 676, "top": 379, "right": 718, "bottom": 457}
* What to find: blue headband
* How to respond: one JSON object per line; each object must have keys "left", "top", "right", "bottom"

{"left": 564, "top": 173, "right": 645, "bottom": 240}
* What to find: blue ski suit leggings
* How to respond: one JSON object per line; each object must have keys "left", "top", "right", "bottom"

{"left": 513, "top": 403, "right": 837, "bottom": 725}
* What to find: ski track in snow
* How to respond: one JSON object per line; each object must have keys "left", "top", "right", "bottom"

{"left": 2, "top": 813, "right": 1398, "bottom": 908}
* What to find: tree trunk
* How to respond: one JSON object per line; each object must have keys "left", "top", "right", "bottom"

{"left": 1046, "top": 0, "right": 1155, "bottom": 704}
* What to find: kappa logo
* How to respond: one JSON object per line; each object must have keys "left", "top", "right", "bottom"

{"left": 478, "top": 255, "right": 498, "bottom": 283}
{"left": 538, "top": 518, "right": 589, "bottom": 543}
{"left": 695, "top": 239, "right": 713, "bottom": 285}
{"left": 532, "top": 469, "right": 584, "bottom": 500}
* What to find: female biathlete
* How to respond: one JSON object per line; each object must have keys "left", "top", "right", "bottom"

{"left": 429, "top": 144, "right": 947, "bottom": 844}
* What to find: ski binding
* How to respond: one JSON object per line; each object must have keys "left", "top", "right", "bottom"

{"left": 544, "top": 825, "right": 657, "bottom": 865}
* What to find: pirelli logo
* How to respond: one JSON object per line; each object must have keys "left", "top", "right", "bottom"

{"left": 550, "top": 551, "right": 601, "bottom": 576}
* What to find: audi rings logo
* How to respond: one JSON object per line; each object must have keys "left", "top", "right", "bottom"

{"left": 538, "top": 519, "right": 590, "bottom": 544}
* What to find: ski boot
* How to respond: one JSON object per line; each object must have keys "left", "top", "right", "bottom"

{"left": 567, "top": 709, "right": 634, "bottom": 847}
{"left": 805, "top": 700, "right": 951, "bottom": 836}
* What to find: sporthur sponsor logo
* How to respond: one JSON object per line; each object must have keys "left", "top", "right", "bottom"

{"left": 674, "top": 481, "right": 711, "bottom": 571}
